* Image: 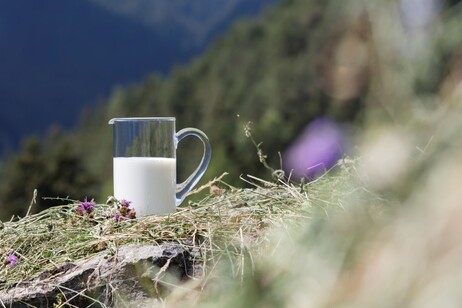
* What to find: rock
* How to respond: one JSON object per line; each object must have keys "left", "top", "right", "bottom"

{"left": 0, "top": 242, "right": 201, "bottom": 307}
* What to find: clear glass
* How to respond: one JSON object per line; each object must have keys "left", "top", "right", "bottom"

{"left": 109, "top": 117, "right": 211, "bottom": 216}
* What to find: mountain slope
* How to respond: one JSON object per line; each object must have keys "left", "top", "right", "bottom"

{"left": 0, "top": 0, "right": 276, "bottom": 153}
{"left": 0, "top": 0, "right": 184, "bottom": 152}
{"left": 89, "top": 0, "right": 276, "bottom": 49}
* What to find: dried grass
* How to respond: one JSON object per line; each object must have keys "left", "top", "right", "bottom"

{"left": 0, "top": 159, "right": 377, "bottom": 306}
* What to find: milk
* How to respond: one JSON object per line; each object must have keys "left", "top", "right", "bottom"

{"left": 113, "top": 157, "right": 176, "bottom": 216}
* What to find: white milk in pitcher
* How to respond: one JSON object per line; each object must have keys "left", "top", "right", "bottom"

{"left": 113, "top": 157, "right": 176, "bottom": 216}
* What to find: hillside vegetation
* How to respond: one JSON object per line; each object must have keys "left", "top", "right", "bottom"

{"left": 1, "top": 0, "right": 462, "bottom": 220}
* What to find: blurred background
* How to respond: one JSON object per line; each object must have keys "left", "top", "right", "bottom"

{"left": 0, "top": 0, "right": 276, "bottom": 153}
{"left": 1, "top": 0, "right": 462, "bottom": 220}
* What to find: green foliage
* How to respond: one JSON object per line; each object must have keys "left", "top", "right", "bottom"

{"left": 0, "top": 131, "right": 98, "bottom": 220}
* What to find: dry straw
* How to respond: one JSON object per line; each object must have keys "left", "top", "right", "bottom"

{"left": 0, "top": 160, "right": 365, "bottom": 294}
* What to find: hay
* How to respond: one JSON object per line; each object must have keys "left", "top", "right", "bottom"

{"left": 0, "top": 159, "right": 381, "bottom": 307}
{"left": 0, "top": 176, "right": 310, "bottom": 283}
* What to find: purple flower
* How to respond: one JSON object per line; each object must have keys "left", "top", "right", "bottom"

{"left": 115, "top": 199, "right": 136, "bottom": 221}
{"left": 121, "top": 199, "right": 132, "bottom": 208}
{"left": 76, "top": 197, "right": 96, "bottom": 216}
{"left": 126, "top": 209, "right": 136, "bottom": 220}
{"left": 114, "top": 212, "right": 123, "bottom": 222}
{"left": 284, "top": 117, "right": 347, "bottom": 180}
{"left": 7, "top": 254, "right": 18, "bottom": 267}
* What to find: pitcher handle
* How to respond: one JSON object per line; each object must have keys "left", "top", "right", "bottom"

{"left": 175, "top": 128, "right": 212, "bottom": 205}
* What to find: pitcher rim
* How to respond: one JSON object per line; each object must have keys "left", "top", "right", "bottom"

{"left": 108, "top": 117, "right": 175, "bottom": 124}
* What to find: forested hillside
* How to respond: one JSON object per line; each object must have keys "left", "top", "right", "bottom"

{"left": 2, "top": 0, "right": 459, "bottom": 219}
